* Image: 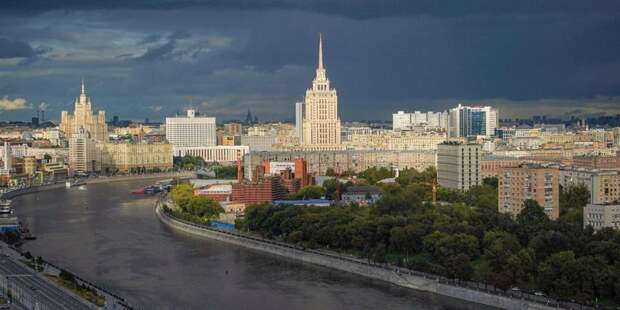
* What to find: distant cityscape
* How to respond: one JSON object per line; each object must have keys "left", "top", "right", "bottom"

{"left": 1, "top": 35, "right": 620, "bottom": 230}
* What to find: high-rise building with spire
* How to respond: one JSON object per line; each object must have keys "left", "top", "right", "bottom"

{"left": 60, "top": 80, "right": 108, "bottom": 142}
{"left": 302, "top": 34, "right": 342, "bottom": 150}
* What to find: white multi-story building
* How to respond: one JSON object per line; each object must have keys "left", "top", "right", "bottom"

{"left": 393, "top": 111, "right": 412, "bottom": 130}
{"left": 392, "top": 110, "right": 448, "bottom": 130}
{"left": 447, "top": 104, "right": 498, "bottom": 138}
{"left": 0, "top": 142, "right": 11, "bottom": 176}
{"left": 295, "top": 101, "right": 304, "bottom": 143}
{"left": 302, "top": 34, "right": 342, "bottom": 150}
{"left": 437, "top": 141, "right": 482, "bottom": 191}
{"left": 68, "top": 127, "right": 101, "bottom": 173}
{"left": 584, "top": 204, "right": 620, "bottom": 230}
{"left": 165, "top": 109, "right": 216, "bottom": 149}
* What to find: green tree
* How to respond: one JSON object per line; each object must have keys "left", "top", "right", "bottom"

{"left": 325, "top": 167, "right": 336, "bottom": 176}
{"left": 538, "top": 251, "right": 579, "bottom": 299}
{"left": 294, "top": 186, "right": 325, "bottom": 199}
{"left": 560, "top": 184, "right": 590, "bottom": 216}
{"left": 171, "top": 183, "right": 194, "bottom": 209}
{"left": 516, "top": 199, "right": 550, "bottom": 244}
{"left": 482, "top": 177, "right": 498, "bottom": 189}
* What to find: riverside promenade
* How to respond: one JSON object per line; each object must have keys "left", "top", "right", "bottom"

{"left": 156, "top": 200, "right": 583, "bottom": 310}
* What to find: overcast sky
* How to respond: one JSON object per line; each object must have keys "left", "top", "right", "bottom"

{"left": 1, "top": 1, "right": 620, "bottom": 122}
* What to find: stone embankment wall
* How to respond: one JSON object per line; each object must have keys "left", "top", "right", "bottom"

{"left": 156, "top": 204, "right": 564, "bottom": 310}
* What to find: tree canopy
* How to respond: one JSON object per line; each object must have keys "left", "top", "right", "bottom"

{"left": 237, "top": 167, "right": 620, "bottom": 306}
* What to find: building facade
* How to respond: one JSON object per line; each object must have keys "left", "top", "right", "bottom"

{"left": 447, "top": 104, "right": 498, "bottom": 138}
{"left": 165, "top": 109, "right": 216, "bottom": 149}
{"left": 295, "top": 101, "right": 304, "bottom": 143}
{"left": 583, "top": 204, "right": 620, "bottom": 230}
{"left": 437, "top": 142, "right": 482, "bottom": 191}
{"left": 68, "top": 127, "right": 101, "bottom": 173}
{"left": 100, "top": 142, "right": 173, "bottom": 173}
{"left": 60, "top": 80, "right": 108, "bottom": 142}
{"left": 560, "top": 168, "right": 620, "bottom": 205}
{"left": 245, "top": 149, "right": 436, "bottom": 180}
{"left": 173, "top": 146, "right": 249, "bottom": 163}
{"left": 302, "top": 34, "right": 341, "bottom": 150}
{"left": 498, "top": 165, "right": 560, "bottom": 220}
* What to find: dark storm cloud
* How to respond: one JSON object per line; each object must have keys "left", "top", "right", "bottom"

{"left": 1, "top": 3, "right": 620, "bottom": 122}
{"left": 136, "top": 41, "right": 176, "bottom": 62}
{"left": 0, "top": 37, "right": 41, "bottom": 59}
{"left": 4, "top": 0, "right": 620, "bottom": 19}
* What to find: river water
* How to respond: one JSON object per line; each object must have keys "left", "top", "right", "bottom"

{"left": 11, "top": 179, "right": 490, "bottom": 310}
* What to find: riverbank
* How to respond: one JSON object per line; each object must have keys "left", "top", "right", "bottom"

{"left": 156, "top": 202, "right": 568, "bottom": 310}
{"left": 1, "top": 171, "right": 194, "bottom": 199}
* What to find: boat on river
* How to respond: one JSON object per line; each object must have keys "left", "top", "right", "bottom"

{"left": 0, "top": 200, "right": 13, "bottom": 215}
{"left": 131, "top": 185, "right": 162, "bottom": 195}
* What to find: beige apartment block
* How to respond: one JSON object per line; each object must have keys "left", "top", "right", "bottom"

{"left": 498, "top": 165, "right": 560, "bottom": 219}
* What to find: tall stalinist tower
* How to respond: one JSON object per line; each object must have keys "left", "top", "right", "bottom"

{"left": 302, "top": 34, "right": 341, "bottom": 150}
{"left": 60, "top": 80, "right": 108, "bottom": 142}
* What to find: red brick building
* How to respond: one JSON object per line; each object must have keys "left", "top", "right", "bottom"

{"left": 231, "top": 176, "right": 288, "bottom": 205}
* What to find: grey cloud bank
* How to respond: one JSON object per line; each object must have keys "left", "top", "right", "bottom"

{"left": 1, "top": 1, "right": 620, "bottom": 121}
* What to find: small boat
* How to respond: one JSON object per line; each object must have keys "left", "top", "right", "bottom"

{"left": 132, "top": 185, "right": 162, "bottom": 195}
{"left": 131, "top": 186, "right": 146, "bottom": 194}
{"left": 0, "top": 200, "right": 13, "bottom": 215}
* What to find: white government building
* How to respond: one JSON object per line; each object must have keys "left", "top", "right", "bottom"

{"left": 166, "top": 109, "right": 247, "bottom": 163}
{"left": 165, "top": 109, "right": 216, "bottom": 148}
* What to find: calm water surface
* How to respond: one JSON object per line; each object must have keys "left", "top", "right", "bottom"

{"left": 12, "top": 180, "right": 491, "bottom": 310}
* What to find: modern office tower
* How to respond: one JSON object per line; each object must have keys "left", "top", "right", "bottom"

{"left": 60, "top": 80, "right": 108, "bottom": 142}
{"left": 295, "top": 101, "right": 304, "bottom": 142}
{"left": 69, "top": 127, "right": 101, "bottom": 173}
{"left": 165, "top": 109, "right": 216, "bottom": 148}
{"left": 583, "top": 204, "right": 620, "bottom": 230}
{"left": 302, "top": 34, "right": 342, "bottom": 149}
{"left": 447, "top": 104, "right": 498, "bottom": 138}
{"left": 437, "top": 141, "right": 482, "bottom": 191}
{"left": 498, "top": 164, "right": 560, "bottom": 220}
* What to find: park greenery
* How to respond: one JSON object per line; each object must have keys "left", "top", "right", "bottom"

{"left": 213, "top": 165, "right": 237, "bottom": 179}
{"left": 173, "top": 155, "right": 206, "bottom": 170}
{"left": 238, "top": 166, "right": 620, "bottom": 306}
{"left": 167, "top": 183, "right": 224, "bottom": 224}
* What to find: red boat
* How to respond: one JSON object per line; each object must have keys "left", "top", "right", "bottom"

{"left": 131, "top": 186, "right": 146, "bottom": 194}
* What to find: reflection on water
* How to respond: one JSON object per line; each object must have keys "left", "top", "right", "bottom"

{"left": 12, "top": 180, "right": 492, "bottom": 310}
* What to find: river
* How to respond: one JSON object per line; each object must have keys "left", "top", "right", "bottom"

{"left": 11, "top": 179, "right": 491, "bottom": 310}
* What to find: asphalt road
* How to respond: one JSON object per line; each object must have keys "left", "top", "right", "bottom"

{"left": 0, "top": 254, "right": 92, "bottom": 310}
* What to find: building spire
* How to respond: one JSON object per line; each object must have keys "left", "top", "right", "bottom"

{"left": 81, "top": 78, "right": 86, "bottom": 95}
{"left": 318, "top": 33, "right": 324, "bottom": 70}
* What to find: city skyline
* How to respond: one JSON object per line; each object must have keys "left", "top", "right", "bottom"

{"left": 2, "top": 1, "right": 620, "bottom": 121}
